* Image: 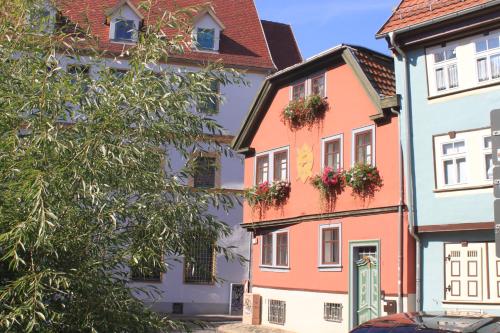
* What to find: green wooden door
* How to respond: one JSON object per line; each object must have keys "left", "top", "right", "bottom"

{"left": 356, "top": 256, "right": 379, "bottom": 325}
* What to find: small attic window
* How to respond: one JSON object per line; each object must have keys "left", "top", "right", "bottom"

{"left": 196, "top": 28, "right": 215, "bottom": 50}
{"left": 114, "top": 19, "right": 137, "bottom": 41}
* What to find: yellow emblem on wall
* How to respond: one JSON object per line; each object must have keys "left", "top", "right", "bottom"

{"left": 297, "top": 144, "right": 314, "bottom": 183}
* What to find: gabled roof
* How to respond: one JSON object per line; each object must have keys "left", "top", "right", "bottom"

{"left": 53, "top": 0, "right": 276, "bottom": 71}
{"left": 261, "top": 20, "right": 302, "bottom": 71}
{"left": 104, "top": 0, "right": 144, "bottom": 20}
{"left": 193, "top": 6, "right": 225, "bottom": 30}
{"left": 377, "top": 0, "right": 496, "bottom": 37}
{"left": 232, "top": 45, "right": 398, "bottom": 153}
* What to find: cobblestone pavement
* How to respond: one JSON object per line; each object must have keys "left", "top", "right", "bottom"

{"left": 217, "top": 323, "right": 295, "bottom": 333}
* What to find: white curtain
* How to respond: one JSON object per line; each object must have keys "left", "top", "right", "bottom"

{"left": 448, "top": 64, "right": 459, "bottom": 88}
{"left": 490, "top": 54, "right": 500, "bottom": 79}
{"left": 435, "top": 68, "right": 446, "bottom": 90}
{"left": 477, "top": 58, "right": 489, "bottom": 81}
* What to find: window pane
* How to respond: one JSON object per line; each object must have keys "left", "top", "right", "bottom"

{"left": 491, "top": 54, "right": 500, "bottom": 79}
{"left": 434, "top": 51, "right": 445, "bottom": 63}
{"left": 486, "top": 154, "right": 493, "bottom": 180}
{"left": 476, "top": 40, "right": 488, "bottom": 53}
{"left": 115, "top": 20, "right": 135, "bottom": 40}
{"left": 262, "top": 234, "right": 273, "bottom": 266}
{"left": 274, "top": 151, "right": 288, "bottom": 181}
{"left": 193, "top": 157, "right": 216, "bottom": 188}
{"left": 355, "top": 131, "right": 372, "bottom": 165}
{"left": 477, "top": 58, "right": 489, "bottom": 82}
{"left": 485, "top": 136, "right": 492, "bottom": 149}
{"left": 197, "top": 28, "right": 215, "bottom": 50}
{"left": 443, "top": 143, "right": 454, "bottom": 155}
{"left": 456, "top": 158, "right": 467, "bottom": 184}
{"left": 325, "top": 139, "right": 341, "bottom": 171}
{"left": 184, "top": 237, "right": 215, "bottom": 284}
{"left": 322, "top": 228, "right": 339, "bottom": 265}
{"left": 256, "top": 156, "right": 269, "bottom": 184}
{"left": 276, "top": 233, "right": 288, "bottom": 267}
{"left": 311, "top": 75, "right": 325, "bottom": 97}
{"left": 448, "top": 64, "right": 459, "bottom": 88}
{"left": 444, "top": 160, "right": 453, "bottom": 185}
{"left": 446, "top": 48, "right": 457, "bottom": 60}
{"left": 435, "top": 68, "right": 446, "bottom": 91}
{"left": 489, "top": 37, "right": 500, "bottom": 50}
{"left": 454, "top": 141, "right": 466, "bottom": 153}
{"left": 292, "top": 83, "right": 305, "bottom": 100}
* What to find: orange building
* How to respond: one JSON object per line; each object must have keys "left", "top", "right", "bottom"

{"left": 233, "top": 45, "right": 416, "bottom": 333}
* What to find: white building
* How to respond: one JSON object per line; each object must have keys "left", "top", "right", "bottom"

{"left": 49, "top": 0, "right": 302, "bottom": 315}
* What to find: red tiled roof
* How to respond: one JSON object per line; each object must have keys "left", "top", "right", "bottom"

{"left": 349, "top": 46, "right": 396, "bottom": 97}
{"left": 261, "top": 20, "right": 302, "bottom": 71}
{"left": 54, "top": 0, "right": 276, "bottom": 71}
{"left": 377, "top": 0, "right": 492, "bottom": 36}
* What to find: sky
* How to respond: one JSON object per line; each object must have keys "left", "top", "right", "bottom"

{"left": 254, "top": 0, "right": 401, "bottom": 59}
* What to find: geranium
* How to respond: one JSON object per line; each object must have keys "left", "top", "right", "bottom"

{"left": 344, "top": 164, "right": 383, "bottom": 197}
{"left": 311, "top": 167, "right": 345, "bottom": 201}
{"left": 244, "top": 181, "right": 291, "bottom": 208}
{"left": 282, "top": 94, "right": 328, "bottom": 129}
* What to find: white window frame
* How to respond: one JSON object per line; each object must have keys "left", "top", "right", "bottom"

{"left": 318, "top": 223, "right": 342, "bottom": 272}
{"left": 260, "top": 229, "right": 290, "bottom": 271}
{"left": 484, "top": 135, "right": 493, "bottom": 181}
{"left": 195, "top": 27, "right": 216, "bottom": 51}
{"left": 254, "top": 146, "right": 290, "bottom": 185}
{"left": 321, "top": 134, "right": 343, "bottom": 172}
{"left": 432, "top": 45, "right": 459, "bottom": 93}
{"left": 474, "top": 34, "right": 500, "bottom": 84}
{"left": 439, "top": 139, "right": 468, "bottom": 187}
{"left": 351, "top": 125, "right": 376, "bottom": 167}
{"left": 289, "top": 72, "right": 327, "bottom": 101}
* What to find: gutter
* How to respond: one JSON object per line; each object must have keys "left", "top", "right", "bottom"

{"left": 377, "top": 0, "right": 500, "bottom": 39}
{"left": 389, "top": 32, "right": 422, "bottom": 312}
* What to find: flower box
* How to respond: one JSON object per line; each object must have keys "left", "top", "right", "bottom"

{"left": 311, "top": 167, "right": 345, "bottom": 201}
{"left": 244, "top": 180, "right": 291, "bottom": 208}
{"left": 344, "top": 164, "right": 383, "bottom": 197}
{"left": 283, "top": 94, "right": 328, "bottom": 129}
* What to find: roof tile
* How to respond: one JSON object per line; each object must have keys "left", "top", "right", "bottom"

{"left": 378, "top": 0, "right": 492, "bottom": 36}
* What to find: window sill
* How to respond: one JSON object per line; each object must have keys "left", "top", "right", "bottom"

{"left": 193, "top": 48, "right": 219, "bottom": 54}
{"left": 318, "top": 265, "right": 342, "bottom": 272}
{"left": 443, "top": 300, "right": 500, "bottom": 305}
{"left": 428, "top": 80, "right": 500, "bottom": 100}
{"left": 110, "top": 39, "right": 137, "bottom": 45}
{"left": 434, "top": 184, "right": 492, "bottom": 193}
{"left": 260, "top": 266, "right": 290, "bottom": 273}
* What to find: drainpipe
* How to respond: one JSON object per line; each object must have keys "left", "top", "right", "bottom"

{"left": 390, "top": 105, "right": 404, "bottom": 314}
{"left": 389, "top": 32, "right": 422, "bottom": 312}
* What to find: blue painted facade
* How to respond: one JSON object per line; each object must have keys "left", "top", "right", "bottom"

{"left": 394, "top": 41, "right": 498, "bottom": 311}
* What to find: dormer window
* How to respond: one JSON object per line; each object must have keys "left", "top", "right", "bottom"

{"left": 192, "top": 7, "right": 225, "bottom": 52}
{"left": 114, "top": 19, "right": 137, "bottom": 41}
{"left": 196, "top": 28, "right": 215, "bottom": 50}
{"left": 106, "top": 0, "right": 143, "bottom": 44}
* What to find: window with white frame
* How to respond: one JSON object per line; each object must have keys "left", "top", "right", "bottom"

{"left": 484, "top": 136, "right": 493, "bottom": 180}
{"left": 292, "top": 82, "right": 305, "bottom": 100}
{"left": 352, "top": 126, "right": 375, "bottom": 166}
{"left": 441, "top": 140, "right": 467, "bottom": 186}
{"left": 261, "top": 230, "right": 289, "bottom": 269}
{"left": 196, "top": 28, "right": 215, "bottom": 50}
{"left": 433, "top": 128, "right": 492, "bottom": 190}
{"left": 475, "top": 35, "right": 500, "bottom": 83}
{"left": 322, "top": 134, "right": 343, "bottom": 172}
{"left": 433, "top": 46, "right": 459, "bottom": 91}
{"left": 319, "top": 224, "right": 341, "bottom": 270}
{"left": 255, "top": 148, "right": 289, "bottom": 185}
{"left": 290, "top": 73, "right": 326, "bottom": 100}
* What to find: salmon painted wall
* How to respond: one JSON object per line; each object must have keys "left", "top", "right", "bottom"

{"left": 243, "top": 61, "right": 416, "bottom": 294}
{"left": 251, "top": 214, "right": 415, "bottom": 294}
{"left": 243, "top": 62, "right": 400, "bottom": 223}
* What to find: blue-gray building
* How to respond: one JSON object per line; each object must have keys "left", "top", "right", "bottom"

{"left": 378, "top": 0, "right": 499, "bottom": 313}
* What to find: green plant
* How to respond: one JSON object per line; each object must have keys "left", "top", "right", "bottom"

{"left": 311, "top": 167, "right": 346, "bottom": 201}
{"left": 283, "top": 94, "right": 328, "bottom": 129}
{"left": 344, "top": 164, "right": 383, "bottom": 197}
{"left": 0, "top": 1, "right": 246, "bottom": 332}
{"left": 244, "top": 181, "right": 291, "bottom": 208}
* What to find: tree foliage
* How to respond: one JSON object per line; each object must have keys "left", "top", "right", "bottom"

{"left": 0, "top": 0, "right": 245, "bottom": 331}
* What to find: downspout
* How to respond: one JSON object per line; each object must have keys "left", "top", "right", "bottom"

{"left": 389, "top": 32, "right": 422, "bottom": 312}
{"left": 390, "top": 105, "right": 404, "bottom": 313}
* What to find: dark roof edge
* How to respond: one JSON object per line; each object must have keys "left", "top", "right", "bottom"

{"left": 232, "top": 45, "right": 397, "bottom": 152}
{"left": 261, "top": 20, "right": 304, "bottom": 63}
{"left": 376, "top": 0, "right": 500, "bottom": 39}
